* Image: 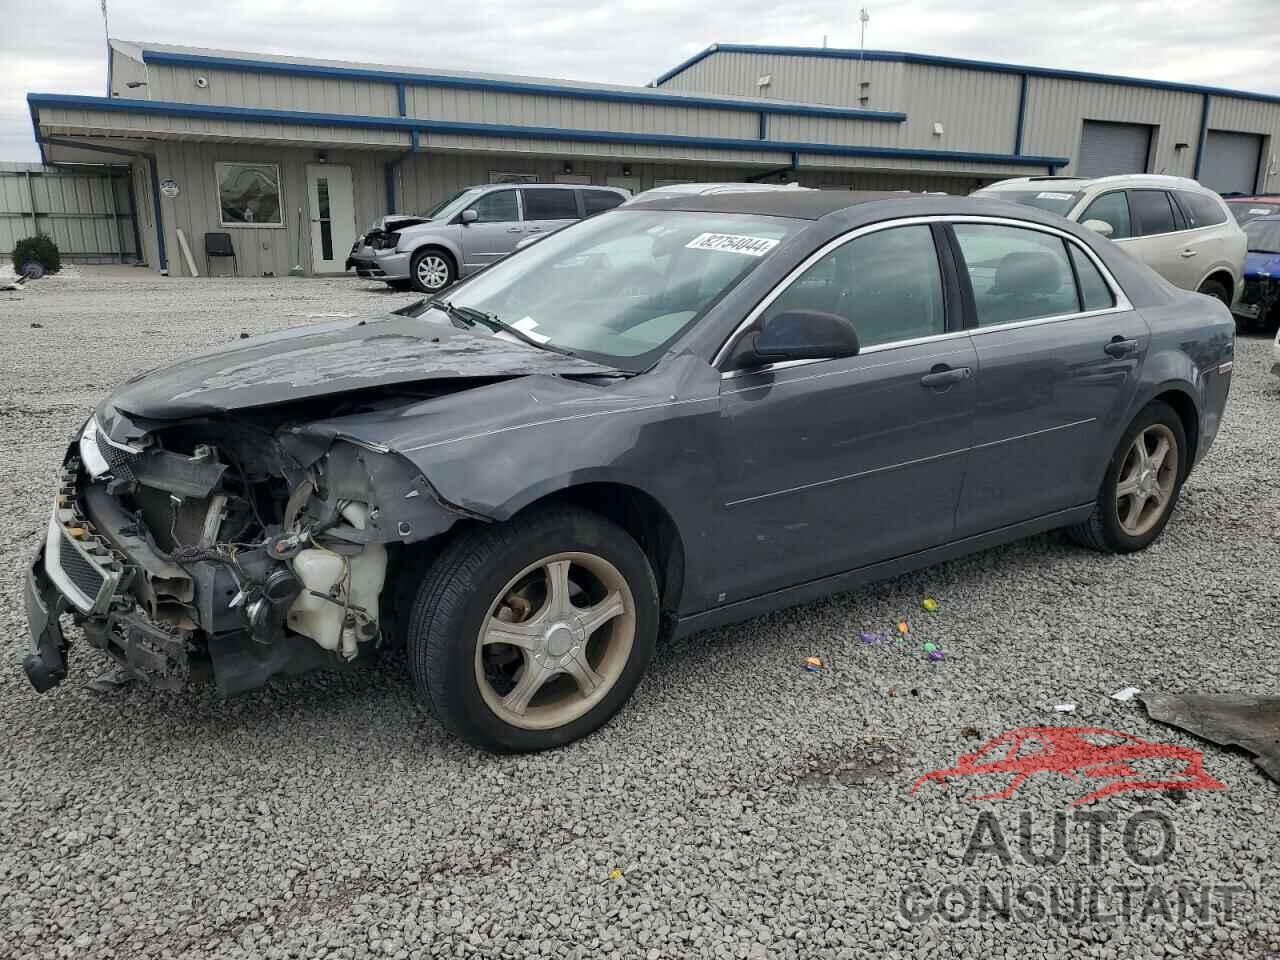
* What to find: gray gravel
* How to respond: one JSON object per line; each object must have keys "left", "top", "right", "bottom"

{"left": 1, "top": 267, "right": 1278, "bottom": 959}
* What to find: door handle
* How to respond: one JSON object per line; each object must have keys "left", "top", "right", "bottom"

{"left": 1180, "top": 248, "right": 1198, "bottom": 258}
{"left": 919, "top": 364, "right": 971, "bottom": 388}
{"left": 527, "top": 227, "right": 543, "bottom": 233}
{"left": 1104, "top": 337, "right": 1139, "bottom": 358}
{"left": 506, "top": 227, "right": 523, "bottom": 233}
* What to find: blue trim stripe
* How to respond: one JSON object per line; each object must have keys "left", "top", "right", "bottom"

{"left": 27, "top": 93, "right": 1069, "bottom": 168}
{"left": 655, "top": 43, "right": 1280, "bottom": 107}
{"left": 141, "top": 49, "right": 905, "bottom": 123}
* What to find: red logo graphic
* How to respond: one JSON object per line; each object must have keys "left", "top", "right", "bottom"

{"left": 911, "top": 725, "right": 1225, "bottom": 806}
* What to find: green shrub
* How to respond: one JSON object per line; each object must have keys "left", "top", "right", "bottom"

{"left": 12, "top": 235, "right": 61, "bottom": 276}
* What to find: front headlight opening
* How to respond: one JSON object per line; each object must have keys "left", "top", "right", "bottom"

{"left": 78, "top": 417, "right": 111, "bottom": 479}
{"left": 377, "top": 231, "right": 401, "bottom": 250}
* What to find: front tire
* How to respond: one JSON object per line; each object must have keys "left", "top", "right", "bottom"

{"left": 409, "top": 248, "right": 456, "bottom": 294}
{"left": 407, "top": 507, "right": 659, "bottom": 752}
{"left": 1068, "top": 402, "right": 1187, "bottom": 553}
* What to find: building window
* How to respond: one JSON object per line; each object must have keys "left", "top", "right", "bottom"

{"left": 216, "top": 162, "right": 283, "bottom": 227}
{"left": 489, "top": 171, "right": 540, "bottom": 184}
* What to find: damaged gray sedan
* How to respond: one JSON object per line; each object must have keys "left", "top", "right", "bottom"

{"left": 25, "top": 191, "right": 1233, "bottom": 752}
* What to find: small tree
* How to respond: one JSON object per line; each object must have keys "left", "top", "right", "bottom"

{"left": 12, "top": 235, "right": 61, "bottom": 276}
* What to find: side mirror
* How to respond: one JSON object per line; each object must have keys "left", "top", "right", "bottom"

{"left": 1082, "top": 218, "right": 1114, "bottom": 238}
{"left": 460, "top": 209, "right": 479, "bottom": 225}
{"left": 729, "top": 310, "right": 860, "bottom": 370}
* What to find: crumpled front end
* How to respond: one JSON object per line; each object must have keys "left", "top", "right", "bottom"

{"left": 24, "top": 409, "right": 464, "bottom": 696}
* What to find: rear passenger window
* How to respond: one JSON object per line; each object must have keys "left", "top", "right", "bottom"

{"left": 1127, "top": 190, "right": 1177, "bottom": 236}
{"left": 1068, "top": 245, "right": 1116, "bottom": 311}
{"left": 953, "top": 224, "right": 1080, "bottom": 326}
{"left": 582, "top": 189, "right": 624, "bottom": 215}
{"left": 1176, "top": 190, "right": 1228, "bottom": 228}
{"left": 1079, "top": 192, "right": 1132, "bottom": 239}
{"left": 521, "top": 188, "right": 579, "bottom": 221}
{"left": 763, "top": 225, "right": 945, "bottom": 348}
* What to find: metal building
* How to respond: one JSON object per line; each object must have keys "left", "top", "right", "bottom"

{"left": 23, "top": 39, "right": 1280, "bottom": 277}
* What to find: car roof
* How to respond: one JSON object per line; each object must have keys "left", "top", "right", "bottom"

{"left": 626, "top": 189, "right": 944, "bottom": 220}
{"left": 1226, "top": 195, "right": 1280, "bottom": 202}
{"left": 474, "top": 182, "right": 622, "bottom": 192}
{"left": 983, "top": 173, "right": 1207, "bottom": 191}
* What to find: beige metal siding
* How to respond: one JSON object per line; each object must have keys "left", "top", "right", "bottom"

{"left": 1020, "top": 77, "right": 1203, "bottom": 177}
{"left": 147, "top": 64, "right": 399, "bottom": 116}
{"left": 153, "top": 143, "right": 387, "bottom": 277}
{"left": 0, "top": 164, "right": 137, "bottom": 260}
{"left": 108, "top": 48, "right": 149, "bottom": 99}
{"left": 416, "top": 132, "right": 790, "bottom": 167}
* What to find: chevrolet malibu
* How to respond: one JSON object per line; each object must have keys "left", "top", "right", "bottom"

{"left": 25, "top": 192, "right": 1233, "bottom": 752}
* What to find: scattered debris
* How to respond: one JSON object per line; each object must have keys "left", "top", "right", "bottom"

{"left": 1110, "top": 686, "right": 1141, "bottom": 702}
{"left": 29, "top": 322, "right": 42, "bottom": 329}
{"left": 859, "top": 631, "right": 885, "bottom": 645}
{"left": 803, "top": 656, "right": 824, "bottom": 673}
{"left": 1, "top": 274, "right": 28, "bottom": 292}
{"left": 1054, "top": 703, "right": 1077, "bottom": 713}
{"left": 926, "top": 650, "right": 945, "bottom": 662}
{"left": 238, "top": 332, "right": 250, "bottom": 339}
{"left": 960, "top": 725, "right": 981, "bottom": 739}
{"left": 87, "top": 666, "right": 135, "bottom": 693}
{"left": 922, "top": 597, "right": 939, "bottom": 612}
{"left": 608, "top": 868, "right": 623, "bottom": 880}
{"left": 1143, "top": 693, "right": 1280, "bottom": 783}
{"left": 897, "top": 621, "right": 910, "bottom": 636}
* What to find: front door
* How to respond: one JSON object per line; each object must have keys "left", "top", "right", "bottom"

{"left": 458, "top": 188, "right": 524, "bottom": 271}
{"left": 948, "top": 221, "right": 1149, "bottom": 537}
{"left": 306, "top": 164, "right": 357, "bottom": 274}
{"left": 714, "top": 223, "right": 976, "bottom": 603}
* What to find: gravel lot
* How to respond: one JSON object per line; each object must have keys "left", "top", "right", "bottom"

{"left": 1, "top": 267, "right": 1278, "bottom": 959}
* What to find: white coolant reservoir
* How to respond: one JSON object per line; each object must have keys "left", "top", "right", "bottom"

{"left": 286, "top": 502, "right": 388, "bottom": 659}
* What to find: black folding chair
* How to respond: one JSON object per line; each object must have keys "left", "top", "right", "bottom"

{"left": 204, "top": 232, "right": 238, "bottom": 277}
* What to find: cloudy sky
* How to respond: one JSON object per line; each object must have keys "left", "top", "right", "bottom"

{"left": 4, "top": 0, "right": 1279, "bottom": 161}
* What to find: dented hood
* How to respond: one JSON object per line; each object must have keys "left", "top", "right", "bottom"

{"left": 103, "top": 313, "right": 616, "bottom": 420}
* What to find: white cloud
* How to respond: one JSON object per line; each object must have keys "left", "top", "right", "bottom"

{"left": 4, "top": 0, "right": 1279, "bottom": 161}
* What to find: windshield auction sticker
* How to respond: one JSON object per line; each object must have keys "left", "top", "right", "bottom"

{"left": 685, "top": 233, "right": 780, "bottom": 257}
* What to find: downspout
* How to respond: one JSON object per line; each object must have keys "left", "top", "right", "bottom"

{"left": 1193, "top": 93, "right": 1211, "bottom": 181}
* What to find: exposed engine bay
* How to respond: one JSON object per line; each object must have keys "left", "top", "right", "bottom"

{"left": 33, "top": 389, "right": 471, "bottom": 696}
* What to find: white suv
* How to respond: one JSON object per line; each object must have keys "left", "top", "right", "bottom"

{"left": 975, "top": 175, "right": 1246, "bottom": 306}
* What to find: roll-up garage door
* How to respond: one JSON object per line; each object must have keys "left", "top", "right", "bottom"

{"left": 1199, "top": 130, "right": 1262, "bottom": 194}
{"left": 1077, "top": 120, "right": 1152, "bottom": 177}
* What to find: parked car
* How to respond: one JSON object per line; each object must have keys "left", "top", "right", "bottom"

{"left": 1230, "top": 215, "right": 1280, "bottom": 332}
{"left": 974, "top": 175, "right": 1246, "bottom": 307}
{"left": 348, "top": 184, "right": 629, "bottom": 293}
{"left": 343, "top": 213, "right": 431, "bottom": 271}
{"left": 26, "top": 192, "right": 1233, "bottom": 753}
{"left": 1223, "top": 194, "right": 1280, "bottom": 226}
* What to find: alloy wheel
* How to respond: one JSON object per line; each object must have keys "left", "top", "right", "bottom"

{"left": 474, "top": 552, "right": 635, "bottom": 731}
{"left": 416, "top": 255, "right": 450, "bottom": 290}
{"left": 1115, "top": 423, "right": 1178, "bottom": 537}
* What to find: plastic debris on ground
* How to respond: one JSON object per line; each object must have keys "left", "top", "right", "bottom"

{"left": 1110, "top": 686, "right": 1141, "bottom": 702}
{"left": 803, "top": 656, "right": 824, "bottom": 673}
{"left": 922, "top": 597, "right": 939, "bottom": 612}
{"left": 860, "top": 631, "right": 887, "bottom": 645}
{"left": 1054, "top": 703, "right": 1077, "bottom": 713}
{"left": 608, "top": 868, "right": 623, "bottom": 880}
{"left": 897, "top": 621, "right": 910, "bottom": 636}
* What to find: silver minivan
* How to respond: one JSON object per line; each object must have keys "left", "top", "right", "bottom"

{"left": 975, "top": 174, "right": 1246, "bottom": 307}
{"left": 349, "top": 183, "right": 629, "bottom": 293}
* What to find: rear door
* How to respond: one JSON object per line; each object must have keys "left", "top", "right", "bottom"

{"left": 1117, "top": 189, "right": 1194, "bottom": 289}
{"left": 948, "top": 220, "right": 1149, "bottom": 536}
{"left": 458, "top": 189, "right": 524, "bottom": 270}
{"left": 714, "top": 222, "right": 977, "bottom": 602}
{"left": 519, "top": 187, "right": 580, "bottom": 241}
{"left": 581, "top": 188, "right": 627, "bottom": 217}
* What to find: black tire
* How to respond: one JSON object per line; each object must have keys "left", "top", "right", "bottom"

{"left": 1197, "top": 278, "right": 1230, "bottom": 308}
{"left": 1068, "top": 402, "right": 1187, "bottom": 553}
{"left": 385, "top": 278, "right": 413, "bottom": 292}
{"left": 406, "top": 506, "right": 659, "bottom": 752}
{"left": 409, "top": 248, "right": 456, "bottom": 295}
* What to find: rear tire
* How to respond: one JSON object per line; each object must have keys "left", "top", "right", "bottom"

{"left": 409, "top": 248, "right": 456, "bottom": 295}
{"left": 1197, "top": 278, "right": 1230, "bottom": 308}
{"left": 1068, "top": 402, "right": 1187, "bottom": 553}
{"left": 406, "top": 506, "right": 659, "bottom": 753}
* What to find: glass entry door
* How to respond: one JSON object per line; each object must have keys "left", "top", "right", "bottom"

{"left": 305, "top": 163, "right": 356, "bottom": 273}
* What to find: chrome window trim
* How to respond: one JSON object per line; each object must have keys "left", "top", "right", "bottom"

{"left": 715, "top": 214, "right": 1134, "bottom": 377}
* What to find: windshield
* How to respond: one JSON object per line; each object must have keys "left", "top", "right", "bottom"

{"left": 422, "top": 188, "right": 482, "bottom": 221}
{"left": 433, "top": 209, "right": 801, "bottom": 370}
{"left": 974, "top": 188, "right": 1083, "bottom": 216}
{"left": 1244, "top": 219, "right": 1280, "bottom": 253}
{"left": 1232, "top": 202, "right": 1280, "bottom": 226}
